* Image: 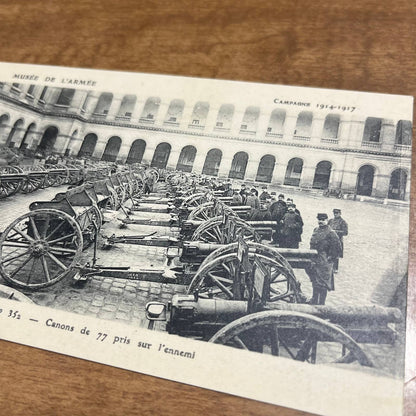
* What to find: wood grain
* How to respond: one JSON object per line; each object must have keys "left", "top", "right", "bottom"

{"left": 0, "top": 1, "right": 415, "bottom": 415}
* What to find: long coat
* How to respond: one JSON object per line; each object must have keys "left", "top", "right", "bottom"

{"left": 279, "top": 211, "right": 303, "bottom": 248}
{"left": 328, "top": 217, "right": 348, "bottom": 258}
{"left": 307, "top": 225, "right": 342, "bottom": 290}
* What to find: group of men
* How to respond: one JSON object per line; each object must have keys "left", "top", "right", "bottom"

{"left": 229, "top": 183, "right": 349, "bottom": 305}
{"left": 231, "top": 185, "right": 304, "bottom": 249}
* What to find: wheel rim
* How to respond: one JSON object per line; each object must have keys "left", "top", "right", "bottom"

{"left": 209, "top": 310, "right": 374, "bottom": 367}
{"left": 0, "top": 209, "right": 83, "bottom": 290}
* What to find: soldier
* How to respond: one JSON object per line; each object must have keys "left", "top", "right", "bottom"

{"left": 259, "top": 186, "right": 271, "bottom": 201}
{"left": 306, "top": 213, "right": 342, "bottom": 305}
{"left": 328, "top": 208, "right": 348, "bottom": 273}
{"left": 279, "top": 203, "right": 303, "bottom": 248}
{"left": 231, "top": 189, "right": 243, "bottom": 206}
{"left": 239, "top": 184, "right": 249, "bottom": 204}
{"left": 245, "top": 188, "right": 260, "bottom": 217}
{"left": 251, "top": 202, "right": 272, "bottom": 221}
{"left": 269, "top": 194, "right": 287, "bottom": 245}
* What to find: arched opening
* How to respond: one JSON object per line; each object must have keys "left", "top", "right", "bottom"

{"left": 37, "top": 126, "right": 59, "bottom": 155}
{"left": 229, "top": 152, "right": 248, "bottom": 179}
{"left": 322, "top": 115, "right": 340, "bottom": 139}
{"left": 356, "top": 165, "right": 375, "bottom": 196}
{"left": 140, "top": 97, "right": 161, "bottom": 122}
{"left": 151, "top": 142, "right": 171, "bottom": 168}
{"left": 5, "top": 119, "right": 24, "bottom": 148}
{"left": 190, "top": 102, "right": 209, "bottom": 127}
{"left": 164, "top": 99, "right": 185, "bottom": 125}
{"left": 126, "top": 139, "right": 146, "bottom": 164}
{"left": 363, "top": 118, "right": 382, "bottom": 143}
{"left": 101, "top": 136, "right": 122, "bottom": 162}
{"left": 240, "top": 106, "right": 260, "bottom": 132}
{"left": 176, "top": 145, "right": 197, "bottom": 172}
{"left": 78, "top": 133, "right": 98, "bottom": 158}
{"left": 388, "top": 169, "right": 407, "bottom": 200}
{"left": 0, "top": 114, "right": 10, "bottom": 144}
{"left": 312, "top": 161, "right": 332, "bottom": 189}
{"left": 202, "top": 149, "right": 222, "bottom": 176}
{"left": 56, "top": 88, "right": 75, "bottom": 107}
{"left": 267, "top": 109, "right": 285, "bottom": 136}
{"left": 94, "top": 93, "right": 113, "bottom": 116}
{"left": 215, "top": 104, "right": 234, "bottom": 130}
{"left": 395, "top": 120, "right": 412, "bottom": 145}
{"left": 19, "top": 122, "right": 36, "bottom": 151}
{"left": 284, "top": 158, "right": 303, "bottom": 186}
{"left": 117, "top": 95, "right": 137, "bottom": 120}
{"left": 294, "top": 112, "right": 312, "bottom": 138}
{"left": 256, "top": 155, "right": 275, "bottom": 183}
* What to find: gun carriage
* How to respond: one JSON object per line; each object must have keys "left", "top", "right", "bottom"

{"left": 0, "top": 167, "right": 403, "bottom": 369}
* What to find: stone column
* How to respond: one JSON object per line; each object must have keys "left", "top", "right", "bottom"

{"left": 346, "top": 117, "right": 365, "bottom": 149}
{"left": 131, "top": 99, "right": 146, "bottom": 123}
{"left": 204, "top": 105, "right": 220, "bottom": 133}
{"left": 337, "top": 117, "right": 351, "bottom": 146}
{"left": 380, "top": 119, "right": 396, "bottom": 153}
{"left": 245, "top": 158, "right": 259, "bottom": 181}
{"left": 69, "top": 90, "right": 89, "bottom": 114}
{"left": 26, "top": 130, "right": 43, "bottom": 151}
{"left": 54, "top": 134, "right": 72, "bottom": 154}
{"left": 106, "top": 94, "right": 123, "bottom": 120}
{"left": 271, "top": 161, "right": 287, "bottom": 185}
{"left": 180, "top": 103, "right": 196, "bottom": 130}
{"left": 66, "top": 137, "right": 84, "bottom": 156}
{"left": 192, "top": 150, "right": 207, "bottom": 174}
{"left": 155, "top": 101, "right": 170, "bottom": 126}
{"left": 256, "top": 111, "right": 272, "bottom": 139}
{"left": 141, "top": 143, "right": 157, "bottom": 165}
{"left": 372, "top": 173, "right": 390, "bottom": 198}
{"left": 117, "top": 143, "right": 131, "bottom": 163}
{"left": 282, "top": 112, "right": 298, "bottom": 140}
{"left": 218, "top": 155, "right": 234, "bottom": 178}
{"left": 82, "top": 93, "right": 101, "bottom": 117}
{"left": 0, "top": 125, "right": 13, "bottom": 146}
{"left": 310, "top": 116, "right": 325, "bottom": 145}
{"left": 299, "top": 164, "right": 315, "bottom": 187}
{"left": 230, "top": 107, "right": 245, "bottom": 136}
{"left": 166, "top": 147, "right": 181, "bottom": 170}
{"left": 92, "top": 140, "right": 108, "bottom": 160}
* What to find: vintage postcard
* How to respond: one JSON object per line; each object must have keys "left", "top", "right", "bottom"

{"left": 0, "top": 62, "right": 413, "bottom": 415}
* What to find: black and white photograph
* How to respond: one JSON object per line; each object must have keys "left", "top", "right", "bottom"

{"left": 0, "top": 62, "right": 412, "bottom": 416}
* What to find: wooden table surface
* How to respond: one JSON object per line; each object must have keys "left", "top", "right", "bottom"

{"left": 0, "top": 1, "right": 415, "bottom": 415}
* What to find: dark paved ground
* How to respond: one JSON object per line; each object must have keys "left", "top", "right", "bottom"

{"left": 0, "top": 183, "right": 409, "bottom": 377}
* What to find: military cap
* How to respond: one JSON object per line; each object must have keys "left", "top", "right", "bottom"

{"left": 333, "top": 208, "right": 341, "bottom": 213}
{"left": 317, "top": 213, "right": 328, "bottom": 220}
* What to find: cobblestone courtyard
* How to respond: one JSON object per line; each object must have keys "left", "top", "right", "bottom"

{"left": 0, "top": 184, "right": 409, "bottom": 377}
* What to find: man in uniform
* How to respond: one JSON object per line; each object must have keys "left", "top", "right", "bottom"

{"left": 245, "top": 188, "right": 260, "bottom": 218}
{"left": 279, "top": 203, "right": 303, "bottom": 248}
{"left": 269, "top": 194, "right": 287, "bottom": 245}
{"left": 231, "top": 189, "right": 243, "bottom": 206}
{"left": 306, "top": 213, "right": 342, "bottom": 305}
{"left": 328, "top": 208, "right": 348, "bottom": 273}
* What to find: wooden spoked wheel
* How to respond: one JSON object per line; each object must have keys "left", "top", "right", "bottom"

{"left": 188, "top": 202, "right": 237, "bottom": 221}
{"left": 181, "top": 192, "right": 211, "bottom": 208}
{"left": 20, "top": 174, "right": 46, "bottom": 193}
{"left": 75, "top": 205, "right": 102, "bottom": 248}
{"left": 209, "top": 310, "right": 374, "bottom": 367}
{"left": 0, "top": 175, "right": 22, "bottom": 198}
{"left": 191, "top": 216, "right": 259, "bottom": 244}
{"left": 187, "top": 245, "right": 301, "bottom": 303}
{"left": 0, "top": 209, "right": 83, "bottom": 290}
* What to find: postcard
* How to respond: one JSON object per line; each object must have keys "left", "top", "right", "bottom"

{"left": 0, "top": 62, "right": 413, "bottom": 415}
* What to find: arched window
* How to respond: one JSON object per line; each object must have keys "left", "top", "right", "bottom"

{"left": 140, "top": 97, "right": 161, "bottom": 122}
{"left": 240, "top": 106, "right": 260, "bottom": 132}
{"left": 56, "top": 88, "right": 75, "bottom": 107}
{"left": 363, "top": 118, "right": 382, "bottom": 142}
{"left": 151, "top": 142, "right": 171, "bottom": 168}
{"left": 94, "top": 93, "right": 113, "bottom": 116}
{"left": 312, "top": 161, "right": 332, "bottom": 189}
{"left": 78, "top": 133, "right": 98, "bottom": 158}
{"left": 37, "top": 126, "right": 59, "bottom": 155}
{"left": 202, "top": 149, "right": 222, "bottom": 176}
{"left": 126, "top": 139, "right": 146, "bottom": 164}
{"left": 176, "top": 145, "right": 197, "bottom": 172}
{"left": 164, "top": 99, "right": 185, "bottom": 125}
{"left": 6, "top": 119, "right": 24, "bottom": 148}
{"left": 395, "top": 120, "right": 412, "bottom": 145}
{"left": 19, "top": 122, "right": 36, "bottom": 150}
{"left": 294, "top": 112, "right": 313, "bottom": 137}
{"left": 101, "top": 136, "right": 121, "bottom": 162}
{"left": 215, "top": 104, "right": 234, "bottom": 130}
{"left": 322, "top": 115, "right": 340, "bottom": 139}
{"left": 117, "top": 95, "right": 137, "bottom": 119}
{"left": 356, "top": 165, "right": 375, "bottom": 196}
{"left": 190, "top": 102, "right": 209, "bottom": 127}
{"left": 256, "top": 155, "right": 275, "bottom": 183}
{"left": 388, "top": 169, "right": 407, "bottom": 200}
{"left": 267, "top": 109, "right": 285, "bottom": 136}
{"left": 0, "top": 114, "right": 10, "bottom": 144}
{"left": 284, "top": 158, "right": 303, "bottom": 186}
{"left": 229, "top": 152, "right": 248, "bottom": 179}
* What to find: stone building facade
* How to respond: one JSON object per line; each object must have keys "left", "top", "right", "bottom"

{"left": 0, "top": 82, "right": 412, "bottom": 200}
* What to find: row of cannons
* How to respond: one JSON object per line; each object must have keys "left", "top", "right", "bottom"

{"left": 0, "top": 167, "right": 403, "bottom": 368}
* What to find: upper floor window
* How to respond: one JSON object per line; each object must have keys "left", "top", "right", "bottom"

{"left": 294, "top": 111, "right": 313, "bottom": 137}
{"left": 322, "top": 114, "right": 340, "bottom": 139}
{"left": 395, "top": 120, "right": 412, "bottom": 145}
{"left": 56, "top": 88, "right": 75, "bottom": 107}
{"left": 363, "top": 117, "right": 382, "bottom": 142}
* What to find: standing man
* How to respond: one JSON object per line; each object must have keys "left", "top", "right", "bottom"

{"left": 306, "top": 213, "right": 342, "bottom": 305}
{"left": 328, "top": 208, "right": 348, "bottom": 273}
{"left": 245, "top": 188, "right": 260, "bottom": 218}
{"left": 279, "top": 203, "right": 303, "bottom": 248}
{"left": 269, "top": 194, "right": 287, "bottom": 245}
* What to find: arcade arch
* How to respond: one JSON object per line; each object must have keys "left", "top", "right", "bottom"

{"left": 312, "top": 161, "right": 332, "bottom": 189}
{"left": 101, "top": 136, "right": 121, "bottom": 162}
{"left": 356, "top": 165, "right": 375, "bottom": 196}
{"left": 202, "top": 149, "right": 222, "bottom": 176}
{"left": 388, "top": 169, "right": 407, "bottom": 200}
{"left": 228, "top": 151, "right": 248, "bottom": 179}
{"left": 256, "top": 154, "right": 275, "bottom": 183}
{"left": 126, "top": 139, "right": 146, "bottom": 164}
{"left": 151, "top": 142, "right": 171, "bottom": 168}
{"left": 176, "top": 145, "right": 197, "bottom": 172}
{"left": 284, "top": 158, "right": 303, "bottom": 186}
{"left": 78, "top": 133, "right": 98, "bottom": 158}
